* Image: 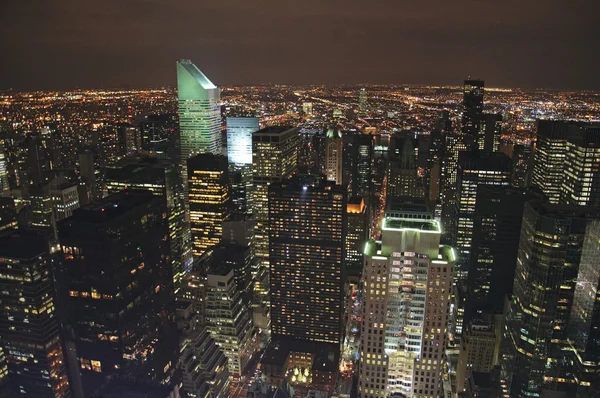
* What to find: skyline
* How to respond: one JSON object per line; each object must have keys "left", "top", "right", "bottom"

{"left": 1, "top": 1, "right": 600, "bottom": 91}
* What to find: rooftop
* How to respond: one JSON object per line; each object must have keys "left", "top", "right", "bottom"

{"left": 382, "top": 217, "right": 440, "bottom": 233}
{"left": 0, "top": 230, "right": 48, "bottom": 260}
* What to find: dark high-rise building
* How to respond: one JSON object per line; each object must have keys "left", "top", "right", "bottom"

{"left": 462, "top": 79, "right": 485, "bottom": 139}
{"left": 466, "top": 186, "right": 543, "bottom": 317}
{"left": 570, "top": 220, "right": 600, "bottom": 396}
{"left": 78, "top": 150, "right": 96, "bottom": 204}
{"left": 0, "top": 230, "right": 70, "bottom": 397}
{"left": 511, "top": 144, "right": 532, "bottom": 188}
{"left": 105, "top": 156, "right": 187, "bottom": 288}
{"left": 58, "top": 191, "right": 177, "bottom": 394}
{"left": 345, "top": 196, "right": 368, "bottom": 283}
{"left": 454, "top": 151, "right": 511, "bottom": 278}
{"left": 187, "top": 154, "right": 231, "bottom": 258}
{"left": 387, "top": 136, "right": 424, "bottom": 199}
{"left": 252, "top": 126, "right": 299, "bottom": 268}
{"left": 351, "top": 134, "right": 373, "bottom": 198}
{"left": 268, "top": 175, "right": 346, "bottom": 346}
{"left": 480, "top": 113, "right": 502, "bottom": 152}
{"left": 501, "top": 201, "right": 600, "bottom": 398}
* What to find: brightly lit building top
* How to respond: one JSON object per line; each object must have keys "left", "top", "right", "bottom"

{"left": 176, "top": 59, "right": 218, "bottom": 99}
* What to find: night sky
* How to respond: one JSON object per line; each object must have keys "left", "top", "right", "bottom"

{"left": 1, "top": 0, "right": 599, "bottom": 91}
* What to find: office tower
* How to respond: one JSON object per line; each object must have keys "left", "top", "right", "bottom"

{"left": 530, "top": 120, "right": 570, "bottom": 203}
{"left": 480, "top": 113, "right": 502, "bottom": 152}
{"left": 387, "top": 137, "right": 424, "bottom": 199}
{"left": 352, "top": 134, "right": 374, "bottom": 198}
{"left": 269, "top": 175, "right": 346, "bottom": 346}
{"left": 358, "top": 89, "right": 368, "bottom": 117}
{"left": 252, "top": 126, "right": 299, "bottom": 268}
{"left": 0, "top": 230, "right": 70, "bottom": 397}
{"left": 345, "top": 196, "right": 368, "bottom": 283}
{"left": 227, "top": 117, "right": 259, "bottom": 167}
{"left": 187, "top": 154, "right": 230, "bottom": 258}
{"left": 440, "top": 133, "right": 468, "bottom": 241}
{"left": 227, "top": 117, "right": 259, "bottom": 213}
{"left": 119, "top": 124, "right": 141, "bottom": 156}
{"left": 511, "top": 144, "right": 532, "bottom": 188}
{"left": 570, "top": 220, "right": 600, "bottom": 395}
{"left": 561, "top": 124, "right": 600, "bottom": 206}
{"left": 25, "top": 133, "right": 53, "bottom": 190}
{"left": 454, "top": 151, "right": 511, "bottom": 278}
{"left": 456, "top": 314, "right": 502, "bottom": 392}
{"left": 49, "top": 178, "right": 80, "bottom": 221}
{"left": 466, "top": 186, "right": 542, "bottom": 317}
{"left": 180, "top": 327, "right": 230, "bottom": 398}
{"left": 462, "top": 79, "right": 485, "bottom": 139}
{"left": 139, "top": 113, "right": 179, "bottom": 159}
{"left": 530, "top": 121, "right": 600, "bottom": 206}
{"left": 105, "top": 156, "right": 187, "bottom": 288}
{"left": 58, "top": 191, "right": 177, "bottom": 394}
{"left": 78, "top": 150, "right": 96, "bottom": 204}
{"left": 0, "top": 347, "right": 7, "bottom": 395}
{"left": 29, "top": 195, "right": 55, "bottom": 230}
{"left": 501, "top": 201, "right": 600, "bottom": 398}
{"left": 358, "top": 209, "right": 454, "bottom": 398}
{"left": 177, "top": 59, "right": 221, "bottom": 174}
{"left": 205, "top": 264, "right": 255, "bottom": 377}
{"left": 325, "top": 128, "right": 343, "bottom": 185}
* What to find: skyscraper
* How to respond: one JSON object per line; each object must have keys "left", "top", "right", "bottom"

{"left": 180, "top": 327, "right": 230, "bottom": 398}
{"left": 345, "top": 196, "right": 368, "bottom": 282}
{"left": 358, "top": 89, "right": 368, "bottom": 117}
{"left": 530, "top": 121, "right": 600, "bottom": 206}
{"left": 187, "top": 154, "right": 231, "bottom": 258}
{"left": 358, "top": 208, "right": 454, "bottom": 398}
{"left": 454, "top": 151, "right": 511, "bottom": 278}
{"left": 269, "top": 175, "right": 346, "bottom": 346}
{"left": 387, "top": 136, "right": 424, "bottom": 199}
{"left": 227, "top": 117, "right": 259, "bottom": 214}
{"left": 569, "top": 220, "right": 600, "bottom": 396}
{"left": 325, "top": 128, "right": 343, "bottom": 185}
{"left": 462, "top": 79, "right": 485, "bottom": 139}
{"left": 501, "top": 201, "right": 600, "bottom": 398}
{"left": 205, "top": 264, "right": 255, "bottom": 378}
{"left": 352, "top": 134, "right": 374, "bottom": 198}
{"left": 511, "top": 144, "right": 532, "bottom": 188}
{"left": 177, "top": 59, "right": 221, "bottom": 163}
{"left": 58, "top": 191, "right": 177, "bottom": 394}
{"left": 466, "top": 186, "right": 542, "bottom": 318}
{"left": 252, "top": 126, "right": 299, "bottom": 268}
{"left": 0, "top": 230, "right": 70, "bottom": 397}
{"left": 480, "top": 113, "right": 502, "bottom": 152}
{"left": 227, "top": 117, "right": 259, "bottom": 167}
{"left": 105, "top": 156, "right": 187, "bottom": 288}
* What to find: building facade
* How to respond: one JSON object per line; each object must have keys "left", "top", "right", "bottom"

{"left": 269, "top": 176, "right": 346, "bottom": 346}
{"left": 358, "top": 211, "right": 454, "bottom": 398}
{"left": 187, "top": 154, "right": 231, "bottom": 258}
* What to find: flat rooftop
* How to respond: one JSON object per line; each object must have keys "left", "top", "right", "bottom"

{"left": 382, "top": 217, "right": 440, "bottom": 232}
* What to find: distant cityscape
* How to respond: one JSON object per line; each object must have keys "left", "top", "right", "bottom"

{"left": 0, "top": 59, "right": 599, "bottom": 398}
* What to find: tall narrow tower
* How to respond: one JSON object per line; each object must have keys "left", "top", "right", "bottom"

{"left": 176, "top": 59, "right": 221, "bottom": 173}
{"left": 358, "top": 206, "right": 454, "bottom": 398}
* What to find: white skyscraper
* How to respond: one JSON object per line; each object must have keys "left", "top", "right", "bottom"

{"left": 358, "top": 208, "right": 454, "bottom": 398}
{"left": 177, "top": 59, "right": 221, "bottom": 169}
{"left": 227, "top": 117, "right": 259, "bottom": 166}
